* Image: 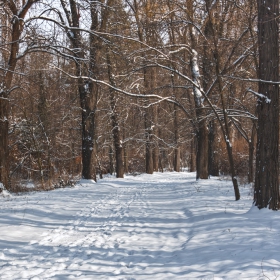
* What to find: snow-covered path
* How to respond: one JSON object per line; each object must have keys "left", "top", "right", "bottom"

{"left": 1, "top": 172, "right": 280, "bottom": 279}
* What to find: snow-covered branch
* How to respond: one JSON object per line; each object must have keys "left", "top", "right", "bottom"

{"left": 224, "top": 75, "right": 280, "bottom": 85}
{"left": 247, "top": 88, "right": 271, "bottom": 103}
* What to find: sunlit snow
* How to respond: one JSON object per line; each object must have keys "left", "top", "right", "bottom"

{"left": 0, "top": 172, "right": 279, "bottom": 279}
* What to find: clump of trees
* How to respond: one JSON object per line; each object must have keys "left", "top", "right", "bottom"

{"left": 0, "top": 0, "right": 278, "bottom": 209}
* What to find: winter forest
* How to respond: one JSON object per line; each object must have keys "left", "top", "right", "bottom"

{"left": 0, "top": 0, "right": 279, "bottom": 207}
{"left": 1, "top": 0, "right": 280, "bottom": 278}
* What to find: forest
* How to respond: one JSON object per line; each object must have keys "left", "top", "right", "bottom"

{"left": 0, "top": 0, "right": 279, "bottom": 209}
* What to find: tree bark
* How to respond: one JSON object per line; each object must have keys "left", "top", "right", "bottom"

{"left": 0, "top": 87, "right": 9, "bottom": 189}
{"left": 153, "top": 105, "right": 159, "bottom": 172}
{"left": 208, "top": 121, "right": 219, "bottom": 176}
{"left": 109, "top": 145, "right": 114, "bottom": 175}
{"left": 216, "top": 65, "right": 240, "bottom": 200}
{"left": 248, "top": 124, "right": 256, "bottom": 183}
{"left": 254, "top": 0, "right": 279, "bottom": 210}
{"left": 143, "top": 66, "right": 155, "bottom": 174}
{"left": 123, "top": 124, "right": 129, "bottom": 173}
{"left": 203, "top": 12, "right": 218, "bottom": 178}
{"left": 106, "top": 50, "right": 124, "bottom": 178}
{"left": 173, "top": 105, "right": 180, "bottom": 172}
{"left": 189, "top": 138, "right": 196, "bottom": 172}
{"left": 189, "top": 49, "right": 208, "bottom": 180}
{"left": 196, "top": 119, "right": 209, "bottom": 179}
{"left": 79, "top": 78, "right": 96, "bottom": 181}
{"left": 188, "top": 0, "right": 208, "bottom": 180}
{"left": 144, "top": 105, "right": 154, "bottom": 174}
{"left": 143, "top": 51, "right": 156, "bottom": 174}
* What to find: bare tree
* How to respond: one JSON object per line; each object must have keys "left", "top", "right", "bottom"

{"left": 58, "top": 0, "right": 113, "bottom": 181}
{"left": 0, "top": 0, "right": 40, "bottom": 189}
{"left": 106, "top": 48, "right": 124, "bottom": 178}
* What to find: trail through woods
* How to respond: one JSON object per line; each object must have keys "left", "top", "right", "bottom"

{"left": 0, "top": 172, "right": 280, "bottom": 279}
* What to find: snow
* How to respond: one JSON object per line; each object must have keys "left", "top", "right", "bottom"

{"left": 20, "top": 181, "right": 36, "bottom": 189}
{"left": 68, "top": 31, "right": 75, "bottom": 39}
{"left": 248, "top": 88, "right": 271, "bottom": 104}
{"left": 0, "top": 171, "right": 280, "bottom": 279}
{"left": 0, "top": 189, "right": 11, "bottom": 198}
{"left": 191, "top": 49, "right": 204, "bottom": 107}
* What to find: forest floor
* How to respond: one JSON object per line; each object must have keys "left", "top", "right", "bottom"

{"left": 0, "top": 171, "right": 280, "bottom": 279}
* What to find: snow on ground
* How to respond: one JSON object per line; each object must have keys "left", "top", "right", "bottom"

{"left": 0, "top": 171, "right": 280, "bottom": 280}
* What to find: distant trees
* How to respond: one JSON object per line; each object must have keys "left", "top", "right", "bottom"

{"left": 1, "top": 0, "right": 40, "bottom": 189}
{"left": 1, "top": 0, "right": 279, "bottom": 210}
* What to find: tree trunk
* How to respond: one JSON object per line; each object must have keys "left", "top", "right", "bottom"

{"left": 173, "top": 105, "right": 180, "bottom": 172}
{"left": 208, "top": 121, "right": 219, "bottom": 176}
{"left": 189, "top": 138, "right": 196, "bottom": 172}
{"left": 123, "top": 125, "right": 129, "bottom": 174}
{"left": 143, "top": 66, "right": 155, "bottom": 174}
{"left": 167, "top": 3, "right": 181, "bottom": 173}
{"left": 248, "top": 124, "right": 256, "bottom": 183}
{"left": 248, "top": 141, "right": 254, "bottom": 184}
{"left": 203, "top": 12, "right": 218, "bottom": 178}
{"left": 196, "top": 121, "right": 209, "bottom": 179}
{"left": 0, "top": 91, "right": 9, "bottom": 189}
{"left": 205, "top": 1, "right": 240, "bottom": 200}
{"left": 217, "top": 72, "right": 240, "bottom": 200}
{"left": 188, "top": 0, "right": 209, "bottom": 179}
{"left": 254, "top": 0, "right": 279, "bottom": 210}
{"left": 145, "top": 114, "right": 154, "bottom": 174}
{"left": 106, "top": 50, "right": 124, "bottom": 178}
{"left": 145, "top": 142, "right": 153, "bottom": 174}
{"left": 61, "top": 0, "right": 102, "bottom": 181}
{"left": 79, "top": 79, "right": 96, "bottom": 180}
{"left": 174, "top": 148, "right": 180, "bottom": 172}
{"left": 189, "top": 48, "right": 209, "bottom": 179}
{"left": 132, "top": 0, "right": 156, "bottom": 175}
{"left": 153, "top": 147, "right": 159, "bottom": 172}
{"left": 109, "top": 145, "right": 114, "bottom": 175}
{"left": 110, "top": 104, "right": 124, "bottom": 178}
{"left": 153, "top": 106, "right": 159, "bottom": 172}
